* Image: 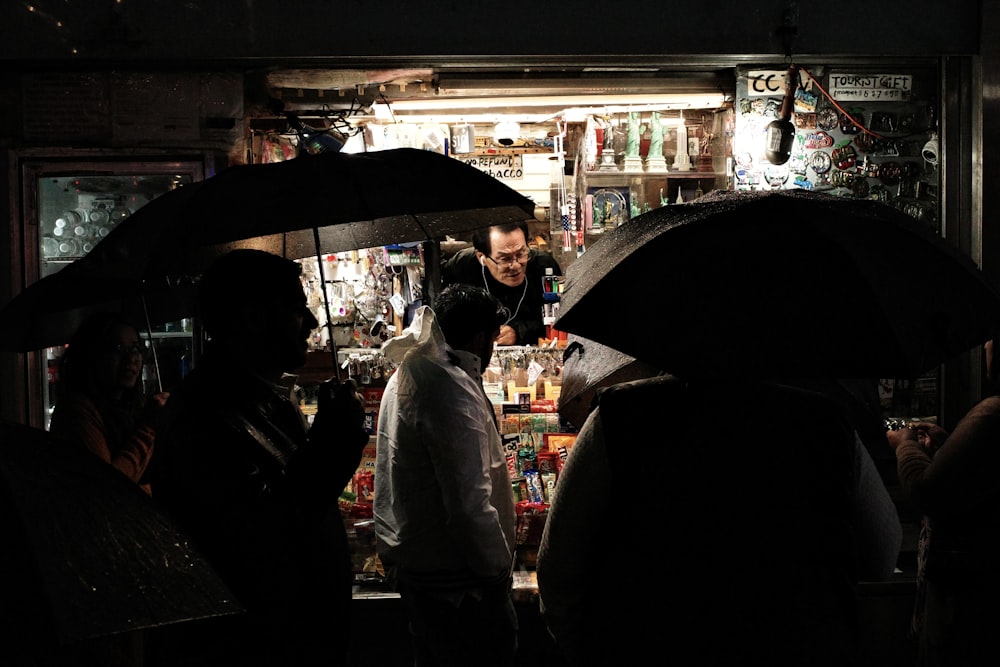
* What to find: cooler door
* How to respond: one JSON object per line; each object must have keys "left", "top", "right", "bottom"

{"left": 20, "top": 157, "right": 208, "bottom": 428}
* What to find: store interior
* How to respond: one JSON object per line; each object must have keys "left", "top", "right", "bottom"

{"left": 226, "top": 66, "right": 938, "bottom": 608}
{"left": 6, "top": 57, "right": 955, "bottom": 667}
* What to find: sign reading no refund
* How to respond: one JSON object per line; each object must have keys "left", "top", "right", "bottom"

{"left": 456, "top": 154, "right": 524, "bottom": 180}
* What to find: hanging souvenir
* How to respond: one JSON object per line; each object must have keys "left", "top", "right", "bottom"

{"left": 832, "top": 142, "right": 857, "bottom": 171}
{"left": 839, "top": 111, "right": 864, "bottom": 135}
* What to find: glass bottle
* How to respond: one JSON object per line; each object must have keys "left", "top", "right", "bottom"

{"left": 57, "top": 237, "right": 80, "bottom": 257}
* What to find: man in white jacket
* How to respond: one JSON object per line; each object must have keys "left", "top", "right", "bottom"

{"left": 375, "top": 283, "right": 518, "bottom": 667}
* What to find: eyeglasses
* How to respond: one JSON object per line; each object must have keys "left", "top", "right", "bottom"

{"left": 110, "top": 343, "right": 146, "bottom": 359}
{"left": 485, "top": 247, "right": 530, "bottom": 269}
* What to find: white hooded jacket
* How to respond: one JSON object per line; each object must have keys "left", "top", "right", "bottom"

{"left": 374, "top": 306, "right": 516, "bottom": 586}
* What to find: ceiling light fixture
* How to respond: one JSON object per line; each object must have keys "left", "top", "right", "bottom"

{"left": 377, "top": 92, "right": 726, "bottom": 112}
{"left": 493, "top": 120, "right": 521, "bottom": 146}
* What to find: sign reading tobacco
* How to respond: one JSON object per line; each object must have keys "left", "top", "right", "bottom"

{"left": 455, "top": 154, "right": 524, "bottom": 180}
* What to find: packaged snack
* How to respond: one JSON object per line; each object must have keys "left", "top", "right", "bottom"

{"left": 512, "top": 479, "right": 528, "bottom": 502}
{"left": 531, "top": 413, "right": 547, "bottom": 438}
{"left": 541, "top": 472, "right": 557, "bottom": 503}
{"left": 502, "top": 432, "right": 521, "bottom": 456}
{"left": 353, "top": 471, "right": 375, "bottom": 503}
{"left": 537, "top": 451, "right": 558, "bottom": 476}
{"left": 518, "top": 446, "right": 537, "bottom": 476}
{"left": 518, "top": 413, "right": 534, "bottom": 434}
{"left": 501, "top": 413, "right": 521, "bottom": 435}
{"left": 545, "top": 413, "right": 561, "bottom": 432}
{"left": 506, "top": 452, "right": 519, "bottom": 480}
{"left": 524, "top": 470, "right": 544, "bottom": 503}
{"left": 514, "top": 500, "right": 549, "bottom": 545}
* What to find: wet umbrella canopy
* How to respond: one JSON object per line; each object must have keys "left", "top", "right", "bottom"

{"left": 0, "top": 148, "right": 536, "bottom": 378}
{"left": 555, "top": 189, "right": 1000, "bottom": 379}
{"left": 0, "top": 267, "right": 196, "bottom": 353}
{"left": 88, "top": 147, "right": 537, "bottom": 279}
{"left": 0, "top": 421, "right": 242, "bottom": 649}
{"left": 558, "top": 334, "right": 664, "bottom": 430}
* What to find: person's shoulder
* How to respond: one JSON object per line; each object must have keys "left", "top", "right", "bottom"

{"left": 52, "top": 390, "right": 96, "bottom": 411}
{"left": 396, "top": 350, "right": 454, "bottom": 382}
{"left": 974, "top": 394, "right": 1000, "bottom": 411}
{"left": 595, "top": 374, "right": 678, "bottom": 416}
{"left": 964, "top": 394, "right": 1000, "bottom": 422}
{"left": 443, "top": 246, "right": 476, "bottom": 266}
{"left": 442, "top": 246, "right": 479, "bottom": 281}
{"left": 49, "top": 391, "right": 100, "bottom": 428}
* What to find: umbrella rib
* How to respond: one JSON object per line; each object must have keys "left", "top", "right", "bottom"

{"left": 409, "top": 213, "right": 431, "bottom": 242}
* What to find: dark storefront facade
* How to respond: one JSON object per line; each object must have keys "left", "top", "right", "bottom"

{"left": 0, "top": 0, "right": 993, "bottom": 426}
{"left": 0, "top": 2, "right": 995, "bottom": 665}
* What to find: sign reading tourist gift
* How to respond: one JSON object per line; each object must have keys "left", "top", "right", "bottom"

{"left": 827, "top": 74, "right": 913, "bottom": 102}
{"left": 455, "top": 154, "right": 524, "bottom": 180}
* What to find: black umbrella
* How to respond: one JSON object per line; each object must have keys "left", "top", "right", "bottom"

{"left": 0, "top": 175, "right": 206, "bottom": 354}
{"left": 3, "top": 148, "right": 535, "bottom": 379}
{"left": 0, "top": 421, "right": 242, "bottom": 651}
{"left": 558, "top": 334, "right": 664, "bottom": 430}
{"left": 90, "top": 147, "right": 537, "bottom": 279}
{"left": 555, "top": 189, "right": 1000, "bottom": 379}
{"left": 0, "top": 266, "right": 196, "bottom": 354}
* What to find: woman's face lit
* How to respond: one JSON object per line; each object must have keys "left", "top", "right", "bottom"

{"left": 99, "top": 323, "right": 144, "bottom": 395}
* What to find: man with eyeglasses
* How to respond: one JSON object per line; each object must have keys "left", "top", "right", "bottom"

{"left": 442, "top": 220, "right": 561, "bottom": 346}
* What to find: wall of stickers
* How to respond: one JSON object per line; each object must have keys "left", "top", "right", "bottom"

{"left": 733, "top": 64, "right": 940, "bottom": 234}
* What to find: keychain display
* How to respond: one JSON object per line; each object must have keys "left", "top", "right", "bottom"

{"left": 484, "top": 346, "right": 564, "bottom": 394}
{"left": 298, "top": 245, "right": 424, "bottom": 352}
{"left": 341, "top": 351, "right": 396, "bottom": 385}
{"left": 326, "top": 281, "right": 357, "bottom": 325}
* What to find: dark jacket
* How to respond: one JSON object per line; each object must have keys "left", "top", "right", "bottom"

{"left": 149, "top": 356, "right": 367, "bottom": 667}
{"left": 441, "top": 247, "right": 559, "bottom": 346}
{"left": 538, "top": 375, "right": 901, "bottom": 667}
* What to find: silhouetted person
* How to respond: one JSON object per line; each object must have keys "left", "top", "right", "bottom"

{"left": 538, "top": 375, "right": 902, "bottom": 667}
{"left": 50, "top": 311, "right": 169, "bottom": 495}
{"left": 47, "top": 311, "right": 171, "bottom": 665}
{"left": 150, "top": 249, "right": 369, "bottom": 667}
{"left": 886, "top": 336, "right": 1000, "bottom": 666}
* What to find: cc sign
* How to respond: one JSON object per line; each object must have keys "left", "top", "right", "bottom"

{"left": 747, "top": 70, "right": 790, "bottom": 96}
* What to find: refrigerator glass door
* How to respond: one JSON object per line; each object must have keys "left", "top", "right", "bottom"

{"left": 22, "top": 159, "right": 206, "bottom": 428}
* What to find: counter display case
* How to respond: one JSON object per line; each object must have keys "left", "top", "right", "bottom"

{"left": 563, "top": 108, "right": 732, "bottom": 257}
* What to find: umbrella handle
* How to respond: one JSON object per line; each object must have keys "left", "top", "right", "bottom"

{"left": 140, "top": 295, "right": 163, "bottom": 393}
{"left": 313, "top": 226, "right": 342, "bottom": 382}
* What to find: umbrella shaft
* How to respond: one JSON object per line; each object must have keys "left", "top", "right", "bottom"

{"left": 313, "top": 227, "right": 342, "bottom": 381}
